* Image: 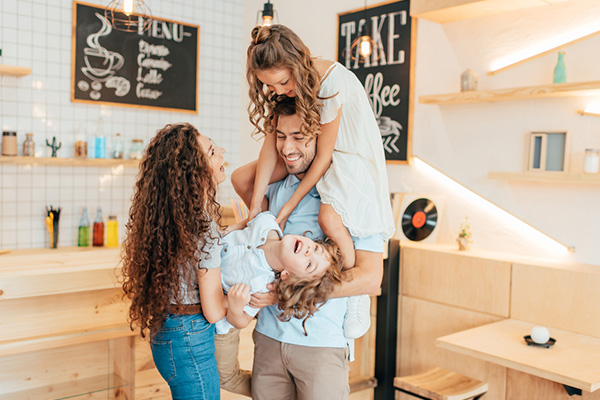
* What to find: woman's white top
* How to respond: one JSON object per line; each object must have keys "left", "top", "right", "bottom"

{"left": 317, "top": 61, "right": 395, "bottom": 240}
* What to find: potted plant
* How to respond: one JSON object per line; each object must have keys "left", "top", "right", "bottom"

{"left": 457, "top": 217, "right": 472, "bottom": 251}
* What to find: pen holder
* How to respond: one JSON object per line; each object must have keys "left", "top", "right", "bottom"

{"left": 46, "top": 206, "right": 61, "bottom": 249}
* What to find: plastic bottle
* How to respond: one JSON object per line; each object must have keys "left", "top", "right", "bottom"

{"left": 78, "top": 207, "right": 90, "bottom": 247}
{"left": 93, "top": 208, "right": 104, "bottom": 246}
{"left": 106, "top": 215, "right": 119, "bottom": 247}
{"left": 553, "top": 51, "right": 566, "bottom": 84}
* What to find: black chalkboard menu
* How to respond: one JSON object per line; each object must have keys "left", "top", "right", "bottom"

{"left": 71, "top": 1, "right": 199, "bottom": 113}
{"left": 337, "top": 0, "right": 413, "bottom": 163}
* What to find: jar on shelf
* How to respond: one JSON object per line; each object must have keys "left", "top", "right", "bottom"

{"left": 23, "top": 133, "right": 35, "bottom": 157}
{"left": 2, "top": 131, "right": 17, "bottom": 156}
{"left": 583, "top": 148, "right": 600, "bottom": 174}
{"left": 129, "top": 139, "right": 144, "bottom": 159}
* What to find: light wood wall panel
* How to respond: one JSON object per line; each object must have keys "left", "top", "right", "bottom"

{"left": 511, "top": 262, "right": 600, "bottom": 338}
{"left": 398, "top": 297, "right": 505, "bottom": 400}
{"left": 401, "top": 246, "right": 511, "bottom": 317}
{"left": 507, "top": 369, "right": 600, "bottom": 400}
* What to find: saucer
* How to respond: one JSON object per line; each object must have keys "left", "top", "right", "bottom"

{"left": 523, "top": 335, "right": 556, "bottom": 348}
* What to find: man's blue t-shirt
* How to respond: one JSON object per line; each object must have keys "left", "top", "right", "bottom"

{"left": 255, "top": 175, "right": 384, "bottom": 347}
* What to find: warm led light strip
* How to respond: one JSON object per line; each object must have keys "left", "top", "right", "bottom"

{"left": 413, "top": 157, "right": 574, "bottom": 255}
{"left": 578, "top": 110, "right": 600, "bottom": 118}
{"left": 488, "top": 29, "right": 600, "bottom": 76}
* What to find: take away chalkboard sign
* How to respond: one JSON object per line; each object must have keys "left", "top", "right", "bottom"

{"left": 71, "top": 1, "right": 199, "bottom": 113}
{"left": 337, "top": 0, "right": 414, "bottom": 163}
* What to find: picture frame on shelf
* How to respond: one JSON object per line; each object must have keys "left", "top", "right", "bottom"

{"left": 527, "top": 131, "right": 570, "bottom": 172}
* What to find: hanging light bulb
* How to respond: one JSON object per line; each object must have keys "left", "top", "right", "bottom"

{"left": 256, "top": 0, "right": 278, "bottom": 27}
{"left": 105, "top": 0, "right": 152, "bottom": 32}
{"left": 123, "top": 0, "right": 134, "bottom": 15}
{"left": 358, "top": 27, "right": 373, "bottom": 58}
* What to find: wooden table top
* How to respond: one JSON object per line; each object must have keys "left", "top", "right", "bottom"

{"left": 437, "top": 319, "right": 600, "bottom": 392}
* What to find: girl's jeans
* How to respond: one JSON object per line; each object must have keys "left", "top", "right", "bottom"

{"left": 151, "top": 313, "right": 220, "bottom": 400}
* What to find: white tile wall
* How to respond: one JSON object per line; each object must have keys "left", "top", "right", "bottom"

{"left": 0, "top": 0, "right": 244, "bottom": 249}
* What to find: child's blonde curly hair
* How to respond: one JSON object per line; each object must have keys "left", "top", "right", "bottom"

{"left": 272, "top": 237, "right": 349, "bottom": 336}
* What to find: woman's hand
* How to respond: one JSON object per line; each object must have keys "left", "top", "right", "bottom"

{"left": 227, "top": 283, "right": 251, "bottom": 312}
{"left": 249, "top": 283, "right": 277, "bottom": 308}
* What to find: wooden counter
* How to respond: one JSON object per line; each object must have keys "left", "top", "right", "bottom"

{"left": 0, "top": 247, "right": 134, "bottom": 400}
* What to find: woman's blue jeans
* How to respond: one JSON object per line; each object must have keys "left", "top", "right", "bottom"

{"left": 151, "top": 313, "right": 220, "bottom": 400}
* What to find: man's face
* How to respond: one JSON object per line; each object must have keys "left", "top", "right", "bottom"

{"left": 275, "top": 113, "right": 316, "bottom": 177}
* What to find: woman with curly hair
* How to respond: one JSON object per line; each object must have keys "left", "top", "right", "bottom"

{"left": 121, "top": 122, "right": 231, "bottom": 400}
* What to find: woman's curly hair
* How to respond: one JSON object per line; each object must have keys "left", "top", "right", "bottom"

{"left": 273, "top": 238, "right": 349, "bottom": 336}
{"left": 121, "top": 123, "right": 221, "bottom": 339}
{"left": 247, "top": 24, "right": 322, "bottom": 141}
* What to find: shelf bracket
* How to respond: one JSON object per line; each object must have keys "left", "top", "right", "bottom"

{"left": 563, "top": 384, "right": 582, "bottom": 396}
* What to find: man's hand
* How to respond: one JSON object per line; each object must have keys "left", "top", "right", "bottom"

{"left": 228, "top": 283, "right": 251, "bottom": 312}
{"left": 249, "top": 283, "right": 277, "bottom": 308}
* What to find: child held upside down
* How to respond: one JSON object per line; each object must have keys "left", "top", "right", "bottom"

{"left": 215, "top": 211, "right": 348, "bottom": 396}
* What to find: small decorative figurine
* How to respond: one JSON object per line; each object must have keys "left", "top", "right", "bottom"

{"left": 457, "top": 217, "right": 472, "bottom": 251}
{"left": 46, "top": 136, "right": 62, "bottom": 157}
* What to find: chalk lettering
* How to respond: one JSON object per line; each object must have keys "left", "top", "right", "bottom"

{"left": 364, "top": 72, "right": 400, "bottom": 117}
{"left": 136, "top": 82, "right": 162, "bottom": 99}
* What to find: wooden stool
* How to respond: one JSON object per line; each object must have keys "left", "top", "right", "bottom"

{"left": 394, "top": 367, "right": 488, "bottom": 400}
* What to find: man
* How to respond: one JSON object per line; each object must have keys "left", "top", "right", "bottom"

{"left": 246, "top": 97, "right": 386, "bottom": 400}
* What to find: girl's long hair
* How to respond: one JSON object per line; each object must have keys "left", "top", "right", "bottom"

{"left": 273, "top": 238, "right": 348, "bottom": 336}
{"left": 247, "top": 24, "right": 322, "bottom": 141}
{"left": 121, "top": 123, "right": 221, "bottom": 339}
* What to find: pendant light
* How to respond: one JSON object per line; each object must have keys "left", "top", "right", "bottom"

{"left": 256, "top": 0, "right": 278, "bottom": 27}
{"left": 105, "top": 0, "right": 152, "bottom": 32}
{"left": 350, "top": 0, "right": 381, "bottom": 62}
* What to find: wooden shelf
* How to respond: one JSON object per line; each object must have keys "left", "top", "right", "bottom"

{"left": 578, "top": 110, "right": 600, "bottom": 118}
{"left": 489, "top": 171, "right": 600, "bottom": 184}
{"left": 419, "top": 81, "right": 600, "bottom": 105}
{"left": 410, "top": 0, "right": 569, "bottom": 24}
{"left": 0, "top": 156, "right": 140, "bottom": 167}
{"left": 0, "top": 64, "right": 32, "bottom": 77}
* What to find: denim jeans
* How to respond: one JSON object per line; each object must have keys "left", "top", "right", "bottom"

{"left": 151, "top": 313, "right": 220, "bottom": 400}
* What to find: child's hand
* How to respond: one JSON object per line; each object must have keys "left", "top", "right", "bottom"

{"left": 276, "top": 202, "right": 294, "bottom": 231}
{"left": 249, "top": 283, "right": 277, "bottom": 308}
{"left": 228, "top": 283, "right": 251, "bottom": 312}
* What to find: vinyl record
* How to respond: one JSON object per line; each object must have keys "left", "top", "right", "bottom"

{"left": 401, "top": 198, "right": 438, "bottom": 241}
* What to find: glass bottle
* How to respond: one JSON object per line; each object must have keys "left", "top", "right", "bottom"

{"left": 78, "top": 207, "right": 90, "bottom": 247}
{"left": 23, "top": 133, "right": 35, "bottom": 156}
{"left": 553, "top": 51, "right": 566, "bottom": 84}
{"left": 106, "top": 215, "right": 119, "bottom": 247}
{"left": 113, "top": 133, "right": 124, "bottom": 159}
{"left": 93, "top": 207, "right": 104, "bottom": 246}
